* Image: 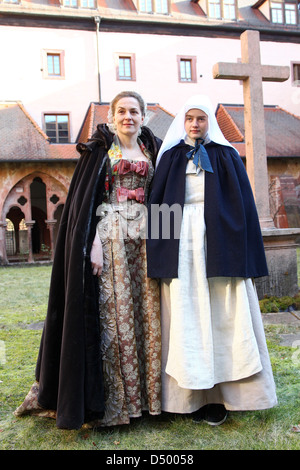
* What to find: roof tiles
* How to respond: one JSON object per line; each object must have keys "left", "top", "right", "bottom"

{"left": 76, "top": 102, "right": 174, "bottom": 142}
{"left": 217, "top": 104, "right": 300, "bottom": 157}
{"left": 1, "top": 101, "right": 299, "bottom": 163}
{"left": 0, "top": 102, "right": 78, "bottom": 161}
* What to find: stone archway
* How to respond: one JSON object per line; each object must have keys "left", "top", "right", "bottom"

{"left": 30, "top": 177, "right": 49, "bottom": 257}
{"left": 1, "top": 172, "right": 67, "bottom": 264}
{"left": 5, "top": 207, "right": 28, "bottom": 261}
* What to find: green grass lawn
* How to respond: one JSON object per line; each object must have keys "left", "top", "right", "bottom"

{"left": 0, "top": 265, "right": 300, "bottom": 451}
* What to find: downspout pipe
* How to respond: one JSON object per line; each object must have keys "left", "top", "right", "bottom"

{"left": 94, "top": 16, "right": 101, "bottom": 104}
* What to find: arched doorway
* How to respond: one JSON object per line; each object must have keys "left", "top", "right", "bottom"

{"left": 1, "top": 172, "right": 67, "bottom": 264}
{"left": 5, "top": 208, "right": 31, "bottom": 262}
{"left": 30, "top": 177, "right": 50, "bottom": 258}
{"left": 5, "top": 207, "right": 25, "bottom": 255}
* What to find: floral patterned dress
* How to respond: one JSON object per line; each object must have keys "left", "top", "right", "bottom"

{"left": 93, "top": 137, "right": 161, "bottom": 427}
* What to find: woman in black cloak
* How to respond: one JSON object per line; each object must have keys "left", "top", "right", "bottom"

{"left": 15, "top": 91, "right": 162, "bottom": 430}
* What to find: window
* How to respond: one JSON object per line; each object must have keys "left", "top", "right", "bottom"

{"left": 155, "top": 0, "right": 169, "bottom": 13}
{"left": 81, "top": 0, "right": 95, "bottom": 7}
{"left": 270, "top": 1, "right": 298, "bottom": 25}
{"left": 292, "top": 62, "right": 300, "bottom": 86}
{"left": 116, "top": 54, "right": 136, "bottom": 81}
{"left": 177, "top": 56, "right": 197, "bottom": 83}
{"left": 223, "top": 0, "right": 236, "bottom": 18}
{"left": 42, "top": 50, "right": 65, "bottom": 79}
{"left": 63, "top": 0, "right": 95, "bottom": 7}
{"left": 119, "top": 57, "right": 132, "bottom": 80}
{"left": 64, "top": 0, "right": 78, "bottom": 6}
{"left": 139, "top": 0, "right": 153, "bottom": 12}
{"left": 138, "top": 0, "right": 169, "bottom": 13}
{"left": 44, "top": 115, "right": 70, "bottom": 143}
{"left": 208, "top": 0, "right": 237, "bottom": 19}
{"left": 285, "top": 2, "right": 297, "bottom": 23}
{"left": 47, "top": 54, "right": 61, "bottom": 77}
{"left": 180, "top": 60, "right": 192, "bottom": 81}
{"left": 208, "top": 0, "right": 221, "bottom": 18}
{"left": 271, "top": 1, "right": 283, "bottom": 22}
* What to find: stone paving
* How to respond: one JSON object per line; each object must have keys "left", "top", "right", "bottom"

{"left": 262, "top": 310, "right": 300, "bottom": 347}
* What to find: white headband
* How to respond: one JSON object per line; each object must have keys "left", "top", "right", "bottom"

{"left": 156, "top": 95, "right": 235, "bottom": 167}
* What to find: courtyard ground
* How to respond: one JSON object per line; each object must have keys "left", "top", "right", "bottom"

{"left": 0, "top": 265, "right": 299, "bottom": 452}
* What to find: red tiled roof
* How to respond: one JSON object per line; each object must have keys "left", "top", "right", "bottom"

{"left": 48, "top": 144, "right": 79, "bottom": 160}
{"left": 0, "top": 102, "right": 78, "bottom": 161}
{"left": 216, "top": 104, "right": 244, "bottom": 143}
{"left": 216, "top": 104, "right": 300, "bottom": 157}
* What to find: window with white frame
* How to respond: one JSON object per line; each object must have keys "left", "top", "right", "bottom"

{"left": 178, "top": 56, "right": 197, "bottom": 83}
{"left": 117, "top": 54, "right": 136, "bottom": 81}
{"left": 180, "top": 60, "right": 192, "bottom": 82}
{"left": 285, "top": 2, "right": 297, "bottom": 23}
{"left": 271, "top": 1, "right": 283, "bottom": 22}
{"left": 208, "top": 0, "right": 221, "bottom": 18}
{"left": 47, "top": 54, "right": 61, "bottom": 77}
{"left": 208, "top": 0, "right": 237, "bottom": 19}
{"left": 155, "top": 0, "right": 169, "bottom": 13}
{"left": 63, "top": 0, "right": 96, "bottom": 7}
{"left": 139, "top": 0, "right": 152, "bottom": 12}
{"left": 81, "top": 0, "right": 95, "bottom": 7}
{"left": 139, "top": 0, "right": 169, "bottom": 14}
{"left": 270, "top": 0, "right": 298, "bottom": 24}
{"left": 44, "top": 114, "right": 70, "bottom": 143}
{"left": 223, "top": 0, "right": 236, "bottom": 18}
{"left": 64, "top": 0, "right": 78, "bottom": 6}
{"left": 42, "top": 50, "right": 65, "bottom": 79}
{"left": 119, "top": 57, "right": 132, "bottom": 80}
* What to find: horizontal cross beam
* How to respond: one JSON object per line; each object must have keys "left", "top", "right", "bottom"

{"left": 213, "top": 63, "right": 290, "bottom": 82}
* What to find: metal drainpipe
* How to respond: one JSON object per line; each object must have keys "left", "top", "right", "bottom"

{"left": 94, "top": 16, "right": 101, "bottom": 104}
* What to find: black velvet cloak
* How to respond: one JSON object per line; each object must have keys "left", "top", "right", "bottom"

{"left": 34, "top": 124, "right": 161, "bottom": 429}
{"left": 146, "top": 140, "right": 268, "bottom": 280}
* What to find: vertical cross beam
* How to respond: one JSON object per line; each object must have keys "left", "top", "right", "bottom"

{"left": 213, "top": 30, "right": 290, "bottom": 228}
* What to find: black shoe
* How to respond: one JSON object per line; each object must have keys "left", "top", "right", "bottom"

{"left": 191, "top": 405, "right": 207, "bottom": 423}
{"left": 203, "top": 404, "right": 228, "bottom": 426}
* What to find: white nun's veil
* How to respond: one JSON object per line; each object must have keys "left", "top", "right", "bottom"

{"left": 156, "top": 95, "right": 236, "bottom": 167}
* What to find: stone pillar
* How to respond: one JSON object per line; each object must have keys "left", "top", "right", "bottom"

{"left": 45, "top": 219, "right": 57, "bottom": 261}
{"left": 0, "top": 221, "right": 8, "bottom": 265}
{"left": 256, "top": 228, "right": 300, "bottom": 298}
{"left": 25, "top": 220, "right": 35, "bottom": 264}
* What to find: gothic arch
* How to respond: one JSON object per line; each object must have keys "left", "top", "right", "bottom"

{"left": 0, "top": 171, "right": 67, "bottom": 264}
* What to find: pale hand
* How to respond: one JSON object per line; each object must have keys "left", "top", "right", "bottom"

{"left": 90, "top": 234, "right": 103, "bottom": 276}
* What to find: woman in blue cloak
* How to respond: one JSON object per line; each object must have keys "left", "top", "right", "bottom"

{"left": 147, "top": 95, "right": 277, "bottom": 426}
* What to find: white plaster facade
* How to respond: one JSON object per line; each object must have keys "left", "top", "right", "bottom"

{"left": 0, "top": 22, "right": 299, "bottom": 142}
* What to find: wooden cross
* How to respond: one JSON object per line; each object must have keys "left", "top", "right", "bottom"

{"left": 213, "top": 30, "right": 290, "bottom": 229}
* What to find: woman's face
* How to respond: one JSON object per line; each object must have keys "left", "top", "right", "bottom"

{"left": 113, "top": 97, "right": 144, "bottom": 138}
{"left": 184, "top": 108, "right": 209, "bottom": 141}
